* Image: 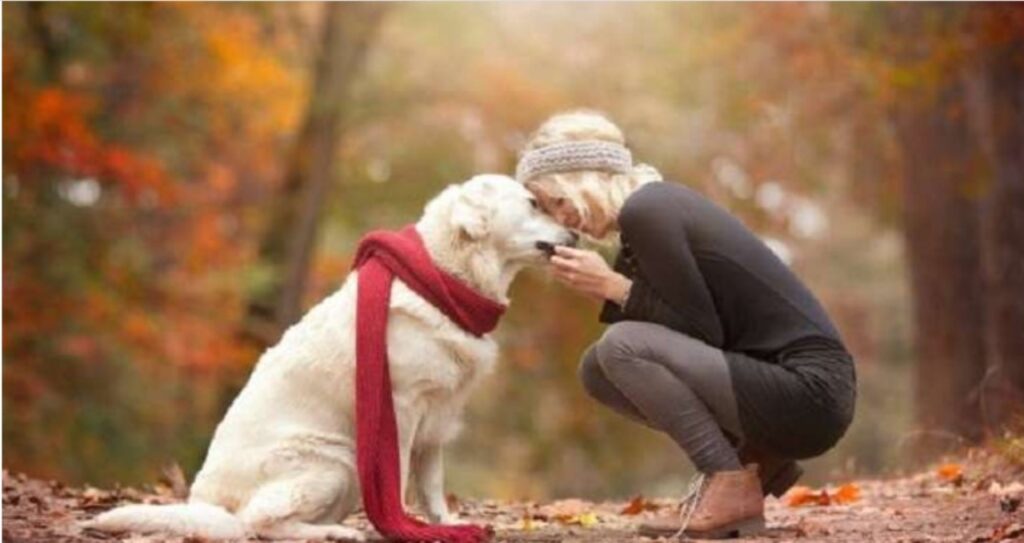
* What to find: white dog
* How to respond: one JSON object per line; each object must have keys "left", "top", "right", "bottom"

{"left": 85, "top": 174, "right": 574, "bottom": 541}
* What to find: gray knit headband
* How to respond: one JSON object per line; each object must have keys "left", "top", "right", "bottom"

{"left": 515, "top": 140, "right": 633, "bottom": 183}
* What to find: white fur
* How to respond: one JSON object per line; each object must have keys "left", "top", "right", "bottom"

{"left": 83, "top": 174, "right": 572, "bottom": 541}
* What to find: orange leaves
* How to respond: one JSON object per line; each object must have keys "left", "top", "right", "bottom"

{"left": 168, "top": 4, "right": 303, "bottom": 140}
{"left": 937, "top": 463, "right": 964, "bottom": 486}
{"left": 5, "top": 85, "right": 177, "bottom": 206}
{"left": 101, "top": 146, "right": 178, "bottom": 205}
{"left": 521, "top": 496, "right": 667, "bottom": 532}
{"left": 620, "top": 495, "right": 661, "bottom": 516}
{"left": 6, "top": 88, "right": 100, "bottom": 174}
{"left": 833, "top": 483, "right": 861, "bottom": 505}
{"left": 786, "top": 483, "right": 861, "bottom": 507}
{"left": 787, "top": 486, "right": 831, "bottom": 507}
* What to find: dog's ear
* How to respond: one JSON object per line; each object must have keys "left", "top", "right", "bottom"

{"left": 451, "top": 181, "right": 492, "bottom": 240}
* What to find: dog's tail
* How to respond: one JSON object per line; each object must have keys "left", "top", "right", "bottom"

{"left": 82, "top": 502, "right": 245, "bottom": 539}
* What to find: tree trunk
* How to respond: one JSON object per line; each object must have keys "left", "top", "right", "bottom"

{"left": 25, "top": 3, "right": 60, "bottom": 78}
{"left": 975, "top": 17, "right": 1024, "bottom": 428}
{"left": 896, "top": 77, "right": 989, "bottom": 449}
{"left": 245, "top": 4, "right": 388, "bottom": 346}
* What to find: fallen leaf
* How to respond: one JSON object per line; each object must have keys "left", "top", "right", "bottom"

{"left": 786, "top": 486, "right": 813, "bottom": 506}
{"left": 620, "top": 495, "right": 660, "bottom": 515}
{"left": 833, "top": 483, "right": 861, "bottom": 505}
{"left": 787, "top": 486, "right": 831, "bottom": 507}
{"left": 558, "top": 512, "right": 598, "bottom": 527}
{"left": 538, "top": 498, "right": 588, "bottom": 518}
{"left": 937, "top": 463, "right": 964, "bottom": 485}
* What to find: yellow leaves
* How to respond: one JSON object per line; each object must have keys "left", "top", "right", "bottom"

{"left": 530, "top": 499, "right": 601, "bottom": 528}
{"left": 545, "top": 511, "right": 598, "bottom": 527}
{"left": 786, "top": 483, "right": 861, "bottom": 508}
{"left": 195, "top": 10, "right": 303, "bottom": 136}
{"left": 141, "top": 5, "right": 303, "bottom": 146}
{"left": 521, "top": 495, "right": 667, "bottom": 532}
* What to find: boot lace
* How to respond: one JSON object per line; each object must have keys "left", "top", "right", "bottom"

{"left": 671, "top": 472, "right": 706, "bottom": 540}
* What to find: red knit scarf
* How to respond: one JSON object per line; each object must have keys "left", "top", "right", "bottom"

{"left": 352, "top": 225, "right": 504, "bottom": 542}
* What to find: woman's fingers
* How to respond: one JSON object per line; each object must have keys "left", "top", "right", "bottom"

{"left": 553, "top": 245, "right": 587, "bottom": 258}
{"left": 550, "top": 255, "right": 579, "bottom": 271}
{"left": 551, "top": 266, "right": 577, "bottom": 282}
{"left": 550, "top": 248, "right": 610, "bottom": 301}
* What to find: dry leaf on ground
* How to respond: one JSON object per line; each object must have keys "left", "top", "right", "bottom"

{"left": 619, "top": 495, "right": 660, "bottom": 516}
{"left": 786, "top": 483, "right": 861, "bottom": 507}
{"left": 833, "top": 483, "right": 861, "bottom": 505}
{"left": 537, "top": 498, "right": 588, "bottom": 519}
{"left": 937, "top": 463, "right": 964, "bottom": 485}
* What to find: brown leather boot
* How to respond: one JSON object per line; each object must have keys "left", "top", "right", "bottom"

{"left": 638, "top": 464, "right": 765, "bottom": 539}
{"left": 738, "top": 444, "right": 803, "bottom": 497}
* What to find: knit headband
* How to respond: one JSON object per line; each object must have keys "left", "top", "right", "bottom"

{"left": 515, "top": 140, "right": 633, "bottom": 183}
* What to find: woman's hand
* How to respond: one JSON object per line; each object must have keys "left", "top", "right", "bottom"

{"left": 550, "top": 246, "right": 633, "bottom": 304}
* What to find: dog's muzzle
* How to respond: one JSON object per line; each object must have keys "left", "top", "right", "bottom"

{"left": 535, "top": 232, "right": 579, "bottom": 258}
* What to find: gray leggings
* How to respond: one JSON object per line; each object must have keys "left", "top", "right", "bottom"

{"left": 580, "top": 321, "right": 744, "bottom": 473}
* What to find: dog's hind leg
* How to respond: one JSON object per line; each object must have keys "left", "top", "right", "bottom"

{"left": 239, "top": 469, "right": 363, "bottom": 541}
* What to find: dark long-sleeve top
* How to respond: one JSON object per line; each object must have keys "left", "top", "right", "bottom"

{"left": 600, "top": 181, "right": 856, "bottom": 458}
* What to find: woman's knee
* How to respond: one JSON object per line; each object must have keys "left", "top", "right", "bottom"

{"left": 577, "top": 343, "right": 652, "bottom": 425}
{"left": 577, "top": 345, "right": 607, "bottom": 398}
{"left": 594, "top": 321, "right": 653, "bottom": 371}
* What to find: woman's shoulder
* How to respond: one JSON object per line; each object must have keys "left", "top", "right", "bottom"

{"left": 619, "top": 181, "right": 700, "bottom": 230}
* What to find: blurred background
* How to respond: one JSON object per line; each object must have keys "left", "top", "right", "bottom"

{"left": 3, "top": 3, "right": 1023, "bottom": 500}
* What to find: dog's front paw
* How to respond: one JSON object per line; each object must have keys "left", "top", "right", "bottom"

{"left": 431, "top": 512, "right": 471, "bottom": 526}
{"left": 323, "top": 525, "right": 365, "bottom": 542}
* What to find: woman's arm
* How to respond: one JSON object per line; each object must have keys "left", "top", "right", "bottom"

{"left": 600, "top": 273, "right": 691, "bottom": 330}
{"left": 613, "top": 184, "right": 725, "bottom": 346}
{"left": 550, "top": 242, "right": 724, "bottom": 347}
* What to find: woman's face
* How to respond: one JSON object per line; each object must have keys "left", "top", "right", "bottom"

{"left": 529, "top": 182, "right": 617, "bottom": 239}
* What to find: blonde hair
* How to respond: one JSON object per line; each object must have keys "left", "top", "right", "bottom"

{"left": 521, "top": 110, "right": 661, "bottom": 242}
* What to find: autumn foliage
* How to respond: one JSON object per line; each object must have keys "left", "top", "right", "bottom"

{"left": 3, "top": 3, "right": 303, "bottom": 483}
{"left": 4, "top": 3, "right": 1023, "bottom": 497}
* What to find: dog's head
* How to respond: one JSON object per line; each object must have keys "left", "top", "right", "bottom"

{"left": 425, "top": 174, "right": 577, "bottom": 265}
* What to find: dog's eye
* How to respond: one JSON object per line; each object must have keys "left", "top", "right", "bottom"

{"left": 528, "top": 198, "right": 539, "bottom": 210}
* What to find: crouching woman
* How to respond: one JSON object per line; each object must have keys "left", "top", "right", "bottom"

{"left": 518, "top": 111, "right": 856, "bottom": 539}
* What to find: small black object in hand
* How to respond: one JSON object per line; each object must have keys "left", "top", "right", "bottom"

{"left": 535, "top": 241, "right": 557, "bottom": 258}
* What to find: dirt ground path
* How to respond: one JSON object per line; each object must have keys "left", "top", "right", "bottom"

{"left": 4, "top": 453, "right": 1022, "bottom": 542}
